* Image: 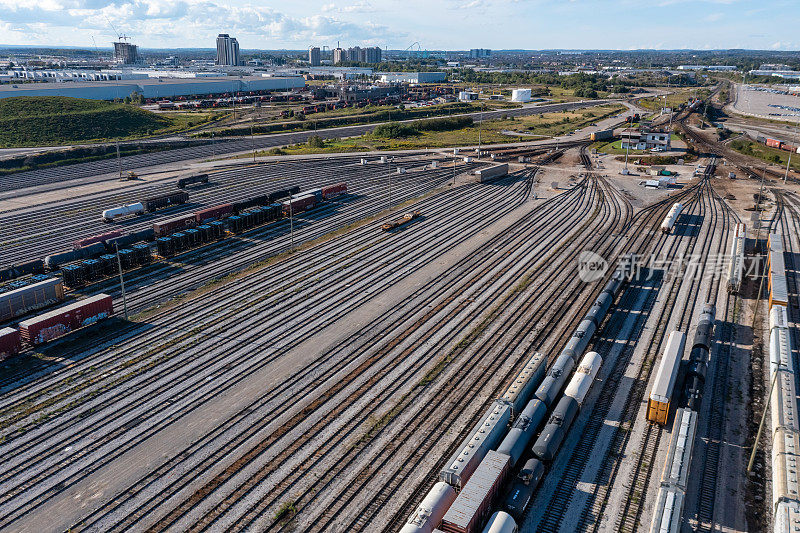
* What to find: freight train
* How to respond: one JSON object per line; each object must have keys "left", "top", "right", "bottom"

{"left": 102, "top": 191, "right": 190, "bottom": 222}
{"left": 401, "top": 256, "right": 631, "bottom": 533}
{"left": 41, "top": 184, "right": 346, "bottom": 288}
{"left": 648, "top": 304, "right": 716, "bottom": 533}
{"left": 765, "top": 230, "right": 800, "bottom": 533}
{"left": 0, "top": 293, "right": 113, "bottom": 360}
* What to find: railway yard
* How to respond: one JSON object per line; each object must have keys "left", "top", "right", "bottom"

{"left": 1, "top": 95, "right": 800, "bottom": 533}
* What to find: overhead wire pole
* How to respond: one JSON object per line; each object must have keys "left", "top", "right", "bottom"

{"left": 784, "top": 126, "right": 797, "bottom": 184}
{"left": 115, "top": 243, "right": 129, "bottom": 320}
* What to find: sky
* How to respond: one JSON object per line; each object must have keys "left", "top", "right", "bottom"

{"left": 0, "top": 0, "right": 798, "bottom": 51}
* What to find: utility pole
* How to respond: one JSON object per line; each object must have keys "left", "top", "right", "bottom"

{"left": 251, "top": 114, "right": 256, "bottom": 163}
{"left": 115, "top": 243, "right": 129, "bottom": 320}
{"left": 289, "top": 197, "right": 294, "bottom": 252}
{"left": 116, "top": 141, "right": 122, "bottom": 180}
{"left": 748, "top": 368, "right": 779, "bottom": 473}
{"left": 477, "top": 101, "right": 484, "bottom": 155}
{"left": 453, "top": 149, "right": 457, "bottom": 186}
{"left": 784, "top": 126, "right": 797, "bottom": 184}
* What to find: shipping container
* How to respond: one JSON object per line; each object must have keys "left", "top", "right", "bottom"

{"left": 0, "top": 278, "right": 65, "bottom": 323}
{"left": 647, "top": 331, "right": 686, "bottom": 425}
{"left": 0, "top": 327, "right": 21, "bottom": 360}
{"left": 19, "top": 294, "right": 113, "bottom": 345}
{"left": 153, "top": 214, "right": 198, "bottom": 237}
{"left": 143, "top": 191, "right": 189, "bottom": 212}
{"left": 73, "top": 230, "right": 123, "bottom": 249}
{"left": 195, "top": 204, "right": 233, "bottom": 223}
{"left": 441, "top": 450, "right": 511, "bottom": 533}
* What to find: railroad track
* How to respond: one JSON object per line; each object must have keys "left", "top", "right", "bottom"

{"left": 0, "top": 154, "right": 444, "bottom": 266}
{"left": 0, "top": 169, "right": 538, "bottom": 529}
{"left": 527, "top": 163, "right": 736, "bottom": 532}
{"left": 89, "top": 166, "right": 602, "bottom": 532}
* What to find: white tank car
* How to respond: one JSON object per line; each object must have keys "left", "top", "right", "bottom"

{"left": 400, "top": 482, "right": 457, "bottom": 533}
{"left": 660, "top": 203, "right": 683, "bottom": 233}
{"left": 102, "top": 202, "right": 145, "bottom": 222}
{"left": 563, "top": 351, "right": 603, "bottom": 403}
{"left": 481, "top": 511, "right": 518, "bottom": 533}
{"left": 532, "top": 351, "right": 603, "bottom": 461}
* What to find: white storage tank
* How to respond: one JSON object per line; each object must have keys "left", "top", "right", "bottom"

{"left": 511, "top": 88, "right": 532, "bottom": 103}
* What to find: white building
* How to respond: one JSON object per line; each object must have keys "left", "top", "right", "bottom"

{"left": 458, "top": 91, "right": 479, "bottom": 101}
{"left": 620, "top": 126, "right": 672, "bottom": 151}
{"left": 511, "top": 88, "right": 532, "bottom": 102}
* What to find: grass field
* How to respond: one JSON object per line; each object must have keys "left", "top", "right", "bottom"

{"left": 637, "top": 88, "right": 711, "bottom": 112}
{"left": 0, "top": 96, "right": 220, "bottom": 147}
{"left": 236, "top": 104, "right": 624, "bottom": 158}
{"left": 729, "top": 138, "right": 800, "bottom": 172}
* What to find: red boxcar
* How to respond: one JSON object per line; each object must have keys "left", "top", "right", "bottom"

{"left": 0, "top": 327, "right": 21, "bottom": 360}
{"left": 195, "top": 204, "right": 233, "bottom": 223}
{"left": 153, "top": 214, "right": 197, "bottom": 237}
{"left": 18, "top": 294, "right": 113, "bottom": 346}
{"left": 73, "top": 230, "right": 123, "bottom": 249}
{"left": 780, "top": 143, "right": 796, "bottom": 153}
{"left": 282, "top": 195, "right": 316, "bottom": 217}
{"left": 321, "top": 182, "right": 348, "bottom": 200}
{"left": 766, "top": 138, "right": 782, "bottom": 149}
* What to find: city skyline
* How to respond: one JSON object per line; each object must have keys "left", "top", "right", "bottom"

{"left": 0, "top": 0, "right": 798, "bottom": 51}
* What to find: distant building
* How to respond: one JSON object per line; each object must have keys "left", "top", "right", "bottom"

{"left": 677, "top": 65, "right": 737, "bottom": 71}
{"left": 458, "top": 91, "right": 479, "bottom": 101}
{"left": 469, "top": 48, "right": 491, "bottom": 59}
{"left": 332, "top": 46, "right": 382, "bottom": 65}
{"left": 113, "top": 42, "right": 139, "bottom": 65}
{"left": 216, "top": 34, "right": 240, "bottom": 66}
{"left": 309, "top": 47, "right": 321, "bottom": 67}
{"left": 379, "top": 72, "right": 446, "bottom": 83}
{"left": 749, "top": 69, "right": 800, "bottom": 79}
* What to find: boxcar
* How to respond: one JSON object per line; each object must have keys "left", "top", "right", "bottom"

{"left": 647, "top": 331, "right": 686, "bottom": 425}
{"left": 195, "top": 204, "right": 234, "bottom": 223}
{"left": 321, "top": 182, "right": 348, "bottom": 199}
{"left": 0, "top": 327, "right": 21, "bottom": 360}
{"left": 19, "top": 293, "right": 113, "bottom": 345}
{"left": 282, "top": 195, "right": 316, "bottom": 217}
{"left": 73, "top": 230, "right": 124, "bottom": 249}
{"left": 143, "top": 191, "right": 189, "bottom": 212}
{"left": 153, "top": 214, "right": 198, "bottom": 237}
{"left": 0, "top": 278, "right": 65, "bottom": 323}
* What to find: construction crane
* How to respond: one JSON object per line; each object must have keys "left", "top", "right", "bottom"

{"left": 106, "top": 16, "right": 131, "bottom": 42}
